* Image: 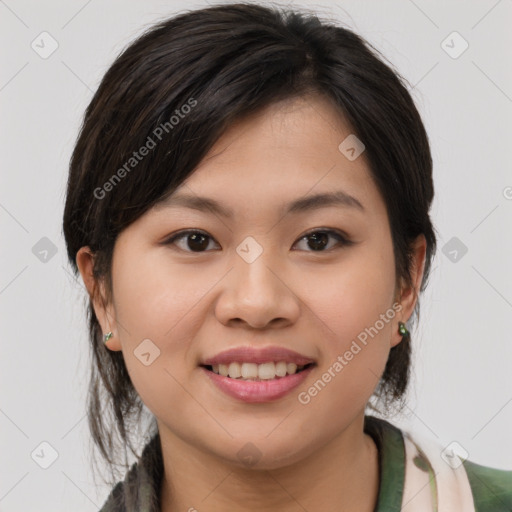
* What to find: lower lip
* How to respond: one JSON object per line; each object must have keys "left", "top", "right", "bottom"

{"left": 200, "top": 365, "right": 315, "bottom": 403}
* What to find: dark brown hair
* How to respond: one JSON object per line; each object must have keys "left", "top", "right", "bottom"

{"left": 62, "top": 2, "right": 437, "bottom": 486}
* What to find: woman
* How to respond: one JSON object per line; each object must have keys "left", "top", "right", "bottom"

{"left": 62, "top": 3, "right": 512, "bottom": 511}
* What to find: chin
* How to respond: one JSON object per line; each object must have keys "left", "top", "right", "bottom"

{"left": 212, "top": 436, "right": 314, "bottom": 472}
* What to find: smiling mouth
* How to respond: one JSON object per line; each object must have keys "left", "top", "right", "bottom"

{"left": 201, "top": 362, "right": 316, "bottom": 381}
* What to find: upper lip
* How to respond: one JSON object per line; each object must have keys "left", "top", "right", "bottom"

{"left": 201, "top": 346, "right": 316, "bottom": 366}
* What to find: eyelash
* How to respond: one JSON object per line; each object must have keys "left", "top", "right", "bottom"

{"left": 162, "top": 228, "right": 354, "bottom": 253}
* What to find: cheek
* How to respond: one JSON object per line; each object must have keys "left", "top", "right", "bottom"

{"left": 113, "top": 250, "right": 217, "bottom": 342}
{"left": 296, "top": 283, "right": 396, "bottom": 423}
{"left": 110, "top": 254, "right": 209, "bottom": 398}
{"left": 307, "top": 242, "right": 396, "bottom": 339}
{"left": 110, "top": 249, "right": 242, "bottom": 405}
{"left": 298, "top": 242, "right": 396, "bottom": 391}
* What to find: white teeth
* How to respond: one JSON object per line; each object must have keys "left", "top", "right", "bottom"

{"left": 258, "top": 362, "right": 275, "bottom": 380}
{"left": 286, "top": 363, "right": 297, "bottom": 374}
{"left": 241, "top": 362, "right": 258, "bottom": 379}
{"left": 275, "top": 361, "right": 287, "bottom": 377}
{"left": 209, "top": 361, "right": 309, "bottom": 380}
{"left": 228, "top": 362, "right": 241, "bottom": 379}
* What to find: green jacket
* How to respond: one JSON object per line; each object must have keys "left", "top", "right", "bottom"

{"left": 99, "top": 416, "right": 512, "bottom": 511}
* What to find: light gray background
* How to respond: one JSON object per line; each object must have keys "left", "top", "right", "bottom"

{"left": 1, "top": 0, "right": 511, "bottom": 510}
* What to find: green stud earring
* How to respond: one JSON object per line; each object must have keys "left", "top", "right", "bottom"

{"left": 398, "top": 322, "right": 409, "bottom": 336}
{"left": 103, "top": 332, "right": 113, "bottom": 343}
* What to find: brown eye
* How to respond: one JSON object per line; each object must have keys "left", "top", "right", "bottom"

{"left": 293, "top": 229, "right": 353, "bottom": 252}
{"left": 163, "top": 228, "right": 353, "bottom": 253}
{"left": 164, "top": 230, "right": 218, "bottom": 252}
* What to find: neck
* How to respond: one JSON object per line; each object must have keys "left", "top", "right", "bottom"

{"left": 159, "top": 415, "right": 379, "bottom": 512}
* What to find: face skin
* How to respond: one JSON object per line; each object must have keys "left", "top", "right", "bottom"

{"left": 77, "top": 93, "right": 426, "bottom": 512}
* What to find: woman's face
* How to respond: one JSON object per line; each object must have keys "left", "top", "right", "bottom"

{"left": 83, "top": 94, "right": 424, "bottom": 469}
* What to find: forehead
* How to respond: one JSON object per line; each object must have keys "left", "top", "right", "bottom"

{"left": 152, "top": 94, "right": 385, "bottom": 220}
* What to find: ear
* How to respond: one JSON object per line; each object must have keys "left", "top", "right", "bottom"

{"left": 76, "top": 246, "right": 122, "bottom": 351}
{"left": 391, "top": 234, "right": 427, "bottom": 348}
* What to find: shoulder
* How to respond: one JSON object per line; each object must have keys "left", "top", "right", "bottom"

{"left": 365, "top": 415, "right": 512, "bottom": 512}
{"left": 99, "top": 478, "right": 127, "bottom": 512}
{"left": 404, "top": 425, "right": 512, "bottom": 512}
{"left": 463, "top": 459, "right": 512, "bottom": 511}
{"left": 98, "top": 431, "right": 163, "bottom": 512}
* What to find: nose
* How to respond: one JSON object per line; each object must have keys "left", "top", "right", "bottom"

{"left": 214, "top": 251, "right": 301, "bottom": 330}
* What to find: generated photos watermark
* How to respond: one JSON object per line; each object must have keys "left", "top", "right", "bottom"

{"left": 93, "top": 97, "right": 197, "bottom": 200}
{"left": 298, "top": 301, "right": 403, "bottom": 405}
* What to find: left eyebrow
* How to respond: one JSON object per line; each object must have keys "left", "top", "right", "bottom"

{"left": 153, "top": 190, "right": 365, "bottom": 218}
